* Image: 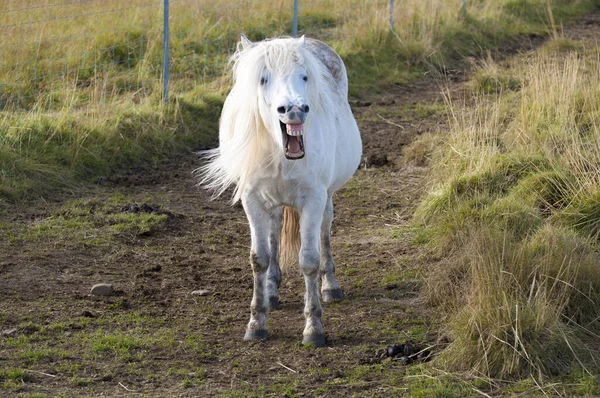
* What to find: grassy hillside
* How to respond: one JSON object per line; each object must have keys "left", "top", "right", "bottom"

{"left": 409, "top": 36, "right": 600, "bottom": 382}
{"left": 1, "top": 0, "right": 598, "bottom": 207}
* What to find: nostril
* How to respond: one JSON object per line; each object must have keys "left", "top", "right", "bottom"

{"left": 277, "top": 106, "right": 286, "bottom": 114}
{"left": 303, "top": 104, "right": 310, "bottom": 114}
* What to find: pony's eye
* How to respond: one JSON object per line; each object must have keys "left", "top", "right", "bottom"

{"left": 260, "top": 77, "right": 268, "bottom": 85}
{"left": 302, "top": 75, "right": 308, "bottom": 82}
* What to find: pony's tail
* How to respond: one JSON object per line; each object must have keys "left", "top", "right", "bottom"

{"left": 279, "top": 206, "right": 301, "bottom": 273}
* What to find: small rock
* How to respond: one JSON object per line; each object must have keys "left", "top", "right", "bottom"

{"left": 191, "top": 289, "right": 210, "bottom": 296}
{"left": 386, "top": 344, "right": 404, "bottom": 357}
{"left": 2, "top": 328, "right": 18, "bottom": 336}
{"left": 91, "top": 283, "right": 114, "bottom": 296}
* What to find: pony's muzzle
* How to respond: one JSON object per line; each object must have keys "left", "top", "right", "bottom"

{"left": 277, "top": 104, "right": 309, "bottom": 124}
{"left": 277, "top": 104, "right": 308, "bottom": 160}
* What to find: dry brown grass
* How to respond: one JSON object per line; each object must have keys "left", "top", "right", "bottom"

{"left": 414, "top": 41, "right": 600, "bottom": 379}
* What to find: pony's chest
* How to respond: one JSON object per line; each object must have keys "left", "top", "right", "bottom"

{"left": 248, "top": 171, "right": 322, "bottom": 209}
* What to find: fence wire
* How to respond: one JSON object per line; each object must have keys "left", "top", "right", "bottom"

{"left": 0, "top": 0, "right": 463, "bottom": 110}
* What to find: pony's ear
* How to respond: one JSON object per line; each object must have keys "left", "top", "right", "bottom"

{"left": 298, "top": 35, "right": 306, "bottom": 46}
{"left": 240, "top": 34, "right": 255, "bottom": 50}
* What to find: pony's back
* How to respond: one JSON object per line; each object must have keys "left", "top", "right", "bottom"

{"left": 306, "top": 39, "right": 348, "bottom": 96}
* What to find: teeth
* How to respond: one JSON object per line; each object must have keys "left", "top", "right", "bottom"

{"left": 286, "top": 124, "right": 304, "bottom": 136}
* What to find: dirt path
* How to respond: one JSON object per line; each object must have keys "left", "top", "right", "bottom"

{"left": 2, "top": 14, "right": 600, "bottom": 396}
{"left": 0, "top": 80, "right": 446, "bottom": 398}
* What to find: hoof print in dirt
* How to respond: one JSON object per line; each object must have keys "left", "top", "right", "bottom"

{"left": 383, "top": 341, "right": 432, "bottom": 365}
{"left": 362, "top": 153, "right": 390, "bottom": 168}
{"left": 90, "top": 283, "right": 115, "bottom": 296}
{"left": 137, "top": 265, "right": 163, "bottom": 279}
{"left": 81, "top": 310, "right": 97, "bottom": 318}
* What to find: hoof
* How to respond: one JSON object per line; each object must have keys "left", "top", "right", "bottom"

{"left": 244, "top": 329, "right": 267, "bottom": 341}
{"left": 322, "top": 288, "right": 344, "bottom": 303}
{"left": 302, "top": 332, "right": 326, "bottom": 347}
{"left": 269, "top": 296, "right": 280, "bottom": 310}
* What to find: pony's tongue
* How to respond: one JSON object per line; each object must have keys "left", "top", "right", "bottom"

{"left": 287, "top": 135, "right": 302, "bottom": 153}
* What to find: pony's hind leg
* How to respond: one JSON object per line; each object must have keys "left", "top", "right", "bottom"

{"left": 242, "top": 194, "right": 272, "bottom": 341}
{"left": 267, "top": 207, "right": 282, "bottom": 310}
{"left": 320, "top": 197, "right": 344, "bottom": 302}
{"left": 299, "top": 196, "right": 327, "bottom": 346}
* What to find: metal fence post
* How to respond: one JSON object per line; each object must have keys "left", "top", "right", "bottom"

{"left": 389, "top": 0, "right": 394, "bottom": 31}
{"left": 292, "top": 0, "right": 299, "bottom": 38}
{"left": 163, "top": 0, "right": 170, "bottom": 103}
{"left": 462, "top": 0, "right": 467, "bottom": 19}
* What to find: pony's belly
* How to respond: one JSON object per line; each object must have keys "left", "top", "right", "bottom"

{"left": 246, "top": 174, "right": 328, "bottom": 210}
{"left": 330, "top": 126, "right": 362, "bottom": 194}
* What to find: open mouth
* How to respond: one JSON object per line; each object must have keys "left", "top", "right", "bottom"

{"left": 280, "top": 121, "right": 305, "bottom": 160}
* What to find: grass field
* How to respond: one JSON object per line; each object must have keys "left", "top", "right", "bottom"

{"left": 1, "top": 0, "right": 600, "bottom": 396}
{"left": 1, "top": 0, "right": 598, "bottom": 206}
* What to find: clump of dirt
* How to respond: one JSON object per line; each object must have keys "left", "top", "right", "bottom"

{"left": 379, "top": 341, "right": 433, "bottom": 365}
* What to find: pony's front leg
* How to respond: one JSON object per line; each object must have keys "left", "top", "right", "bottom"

{"left": 299, "top": 195, "right": 327, "bottom": 346}
{"left": 242, "top": 195, "right": 272, "bottom": 341}
{"left": 267, "top": 207, "right": 282, "bottom": 310}
{"left": 320, "top": 197, "right": 344, "bottom": 302}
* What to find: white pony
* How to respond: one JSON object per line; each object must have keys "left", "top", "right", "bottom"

{"left": 199, "top": 35, "right": 361, "bottom": 346}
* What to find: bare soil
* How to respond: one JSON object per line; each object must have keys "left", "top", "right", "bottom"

{"left": 2, "top": 13, "right": 600, "bottom": 397}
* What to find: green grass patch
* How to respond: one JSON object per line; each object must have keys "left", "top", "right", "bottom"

{"left": 0, "top": 91, "right": 222, "bottom": 206}
{"left": 15, "top": 194, "right": 174, "bottom": 247}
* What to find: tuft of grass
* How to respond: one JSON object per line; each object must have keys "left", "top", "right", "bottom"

{"left": 111, "top": 213, "right": 169, "bottom": 237}
{"left": 472, "top": 57, "right": 522, "bottom": 94}
{"left": 413, "top": 41, "right": 600, "bottom": 379}
{"left": 92, "top": 332, "right": 144, "bottom": 358}
{"left": 542, "top": 37, "right": 586, "bottom": 54}
{"left": 3, "top": 368, "right": 30, "bottom": 382}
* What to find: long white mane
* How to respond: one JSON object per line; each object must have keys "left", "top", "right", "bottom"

{"left": 198, "top": 37, "right": 337, "bottom": 203}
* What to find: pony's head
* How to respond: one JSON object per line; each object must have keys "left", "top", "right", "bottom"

{"left": 199, "top": 35, "right": 332, "bottom": 202}
{"left": 233, "top": 35, "right": 327, "bottom": 161}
